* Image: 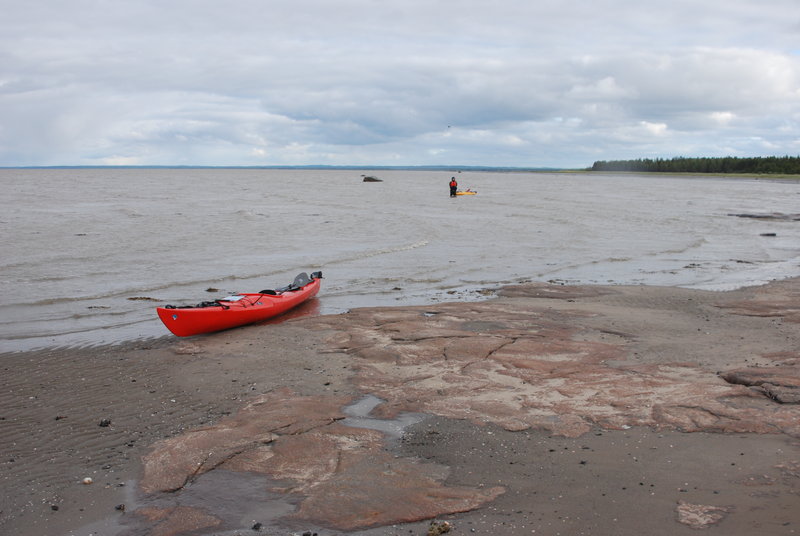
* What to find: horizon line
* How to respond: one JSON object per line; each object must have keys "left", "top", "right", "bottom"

{"left": 0, "top": 164, "right": 579, "bottom": 171}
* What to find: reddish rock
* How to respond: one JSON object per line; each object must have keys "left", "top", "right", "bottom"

{"left": 135, "top": 506, "right": 221, "bottom": 536}
{"left": 140, "top": 388, "right": 351, "bottom": 493}
{"left": 137, "top": 391, "right": 502, "bottom": 532}
{"left": 720, "top": 301, "right": 800, "bottom": 323}
{"left": 292, "top": 447, "right": 504, "bottom": 530}
{"left": 721, "top": 365, "right": 800, "bottom": 404}
{"left": 715, "top": 279, "right": 800, "bottom": 323}
{"left": 308, "top": 288, "right": 800, "bottom": 438}
{"left": 226, "top": 423, "right": 386, "bottom": 492}
{"left": 497, "top": 283, "right": 615, "bottom": 299}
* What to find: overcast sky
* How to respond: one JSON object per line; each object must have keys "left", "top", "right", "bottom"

{"left": 1, "top": 1, "right": 798, "bottom": 168}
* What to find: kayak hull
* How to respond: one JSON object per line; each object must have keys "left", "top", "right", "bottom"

{"left": 156, "top": 274, "right": 320, "bottom": 337}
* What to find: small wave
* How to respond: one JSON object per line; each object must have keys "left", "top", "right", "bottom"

{"left": 118, "top": 208, "right": 144, "bottom": 218}
{"left": 4, "top": 266, "right": 312, "bottom": 307}
{"left": 682, "top": 258, "right": 800, "bottom": 291}
{"left": 1, "top": 268, "right": 122, "bottom": 285}
{"left": 658, "top": 238, "right": 708, "bottom": 256}
{"left": 356, "top": 240, "right": 430, "bottom": 259}
{"left": 11, "top": 292, "right": 167, "bottom": 307}
{"left": 327, "top": 240, "right": 430, "bottom": 265}
{"left": 0, "top": 315, "right": 155, "bottom": 340}
{"left": 234, "top": 209, "right": 267, "bottom": 220}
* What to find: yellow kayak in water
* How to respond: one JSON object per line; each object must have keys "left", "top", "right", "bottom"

{"left": 456, "top": 190, "right": 477, "bottom": 195}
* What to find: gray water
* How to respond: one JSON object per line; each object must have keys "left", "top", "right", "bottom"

{"left": 1, "top": 168, "right": 798, "bottom": 352}
{"left": 342, "top": 394, "right": 425, "bottom": 439}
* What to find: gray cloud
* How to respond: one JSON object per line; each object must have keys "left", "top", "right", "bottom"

{"left": 1, "top": 0, "right": 798, "bottom": 167}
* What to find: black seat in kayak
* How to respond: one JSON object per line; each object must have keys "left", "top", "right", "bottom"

{"left": 260, "top": 271, "right": 322, "bottom": 294}
{"left": 285, "top": 272, "right": 312, "bottom": 290}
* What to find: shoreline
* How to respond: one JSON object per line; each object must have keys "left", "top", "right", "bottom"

{"left": 4, "top": 165, "right": 800, "bottom": 180}
{"left": 5, "top": 269, "right": 800, "bottom": 355}
{"left": 1, "top": 278, "right": 799, "bottom": 535}
{"left": 3, "top": 167, "right": 799, "bottom": 356}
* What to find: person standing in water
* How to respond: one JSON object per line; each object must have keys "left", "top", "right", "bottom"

{"left": 449, "top": 177, "right": 458, "bottom": 197}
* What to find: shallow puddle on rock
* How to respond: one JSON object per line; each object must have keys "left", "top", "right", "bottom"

{"left": 115, "top": 470, "right": 300, "bottom": 535}
{"left": 342, "top": 394, "right": 426, "bottom": 439}
{"left": 170, "top": 469, "right": 296, "bottom": 524}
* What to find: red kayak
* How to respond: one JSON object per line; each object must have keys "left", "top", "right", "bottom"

{"left": 157, "top": 271, "right": 322, "bottom": 337}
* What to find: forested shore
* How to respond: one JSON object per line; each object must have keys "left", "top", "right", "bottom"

{"left": 591, "top": 156, "right": 800, "bottom": 174}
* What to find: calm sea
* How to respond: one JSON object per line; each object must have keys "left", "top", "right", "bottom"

{"left": 1, "top": 168, "right": 798, "bottom": 352}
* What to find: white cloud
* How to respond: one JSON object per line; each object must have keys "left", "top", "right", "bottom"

{"left": 710, "top": 111, "right": 735, "bottom": 125}
{"left": 567, "top": 77, "right": 636, "bottom": 101}
{"left": 641, "top": 122, "right": 669, "bottom": 136}
{"left": 1, "top": 0, "right": 799, "bottom": 167}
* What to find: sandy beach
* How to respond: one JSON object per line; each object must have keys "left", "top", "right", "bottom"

{"left": 1, "top": 278, "right": 799, "bottom": 536}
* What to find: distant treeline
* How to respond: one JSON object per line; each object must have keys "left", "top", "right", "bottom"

{"left": 591, "top": 156, "right": 800, "bottom": 174}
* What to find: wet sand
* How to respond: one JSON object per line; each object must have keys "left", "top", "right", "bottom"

{"left": 1, "top": 279, "right": 798, "bottom": 536}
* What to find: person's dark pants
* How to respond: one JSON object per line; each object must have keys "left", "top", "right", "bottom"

{"left": 450, "top": 186, "right": 457, "bottom": 197}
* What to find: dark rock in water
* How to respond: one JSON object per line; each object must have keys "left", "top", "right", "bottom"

{"left": 760, "top": 233, "right": 777, "bottom": 237}
{"left": 362, "top": 176, "right": 383, "bottom": 182}
{"left": 98, "top": 418, "right": 112, "bottom": 427}
{"left": 728, "top": 212, "right": 800, "bottom": 221}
